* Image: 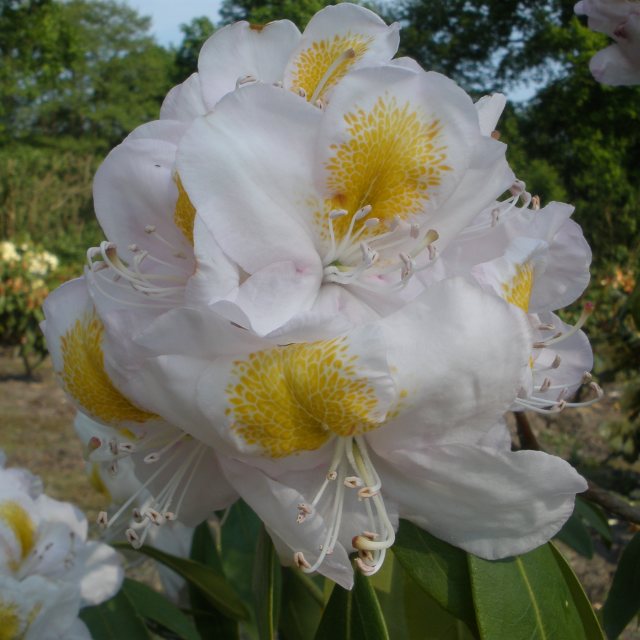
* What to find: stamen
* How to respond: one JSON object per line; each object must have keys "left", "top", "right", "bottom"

{"left": 236, "top": 74, "right": 257, "bottom": 88}
{"left": 309, "top": 47, "right": 356, "bottom": 104}
{"left": 534, "top": 303, "right": 594, "bottom": 348}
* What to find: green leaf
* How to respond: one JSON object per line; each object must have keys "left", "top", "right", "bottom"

{"left": 80, "top": 588, "right": 152, "bottom": 640}
{"left": 404, "top": 572, "right": 477, "bottom": 640}
{"left": 556, "top": 509, "right": 594, "bottom": 558}
{"left": 122, "top": 578, "right": 201, "bottom": 640}
{"left": 602, "top": 532, "right": 640, "bottom": 639}
{"left": 252, "top": 525, "right": 282, "bottom": 640}
{"left": 469, "top": 542, "right": 602, "bottom": 640}
{"left": 370, "top": 553, "right": 410, "bottom": 640}
{"left": 279, "top": 569, "right": 324, "bottom": 640}
{"left": 314, "top": 566, "right": 389, "bottom": 640}
{"left": 393, "top": 520, "right": 478, "bottom": 633}
{"left": 189, "top": 521, "right": 239, "bottom": 640}
{"left": 549, "top": 544, "right": 605, "bottom": 640}
{"left": 575, "top": 499, "right": 612, "bottom": 545}
{"left": 220, "top": 500, "right": 262, "bottom": 607}
{"left": 114, "top": 542, "right": 249, "bottom": 621}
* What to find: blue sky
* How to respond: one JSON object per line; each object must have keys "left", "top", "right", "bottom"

{"left": 123, "top": 0, "right": 222, "bottom": 47}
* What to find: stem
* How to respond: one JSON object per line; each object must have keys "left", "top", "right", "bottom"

{"left": 513, "top": 411, "right": 640, "bottom": 526}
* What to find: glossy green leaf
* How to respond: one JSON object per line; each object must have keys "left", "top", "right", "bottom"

{"left": 393, "top": 520, "right": 477, "bottom": 633}
{"left": 549, "top": 544, "right": 605, "bottom": 640}
{"left": 122, "top": 578, "right": 201, "bottom": 640}
{"left": 404, "top": 572, "right": 477, "bottom": 640}
{"left": 602, "top": 532, "right": 640, "bottom": 639}
{"left": 279, "top": 569, "right": 324, "bottom": 640}
{"left": 80, "top": 588, "right": 152, "bottom": 640}
{"left": 556, "top": 509, "right": 594, "bottom": 558}
{"left": 469, "top": 542, "right": 600, "bottom": 640}
{"left": 115, "top": 542, "right": 249, "bottom": 621}
{"left": 253, "top": 525, "right": 282, "bottom": 640}
{"left": 189, "top": 521, "right": 239, "bottom": 639}
{"left": 315, "top": 567, "right": 389, "bottom": 640}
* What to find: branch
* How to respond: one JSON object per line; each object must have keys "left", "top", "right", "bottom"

{"left": 513, "top": 411, "right": 640, "bottom": 526}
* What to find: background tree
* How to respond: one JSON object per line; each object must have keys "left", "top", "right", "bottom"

{"left": 173, "top": 15, "right": 215, "bottom": 81}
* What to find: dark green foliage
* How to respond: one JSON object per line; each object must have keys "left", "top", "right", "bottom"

{"left": 219, "top": 0, "right": 338, "bottom": 29}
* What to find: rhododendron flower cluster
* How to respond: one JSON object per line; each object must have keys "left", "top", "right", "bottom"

{"left": 575, "top": 0, "right": 640, "bottom": 85}
{"left": 43, "top": 4, "right": 596, "bottom": 589}
{"left": 0, "top": 451, "right": 123, "bottom": 639}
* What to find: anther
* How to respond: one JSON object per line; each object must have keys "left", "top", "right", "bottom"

{"left": 354, "top": 205, "right": 372, "bottom": 220}
{"left": 538, "top": 323, "right": 556, "bottom": 331}
{"left": 294, "top": 551, "right": 311, "bottom": 570}
{"left": 118, "top": 442, "right": 135, "bottom": 453}
{"left": 273, "top": 80, "right": 284, "bottom": 88}
{"left": 132, "top": 508, "right": 144, "bottom": 523}
{"left": 163, "top": 511, "right": 177, "bottom": 521}
{"left": 144, "top": 452, "right": 160, "bottom": 464}
{"left": 551, "top": 355, "right": 562, "bottom": 368}
{"left": 364, "top": 217, "right": 380, "bottom": 228}
{"left": 539, "top": 378, "right": 552, "bottom": 392}
{"left": 327, "top": 471, "right": 338, "bottom": 481}
{"left": 344, "top": 476, "right": 363, "bottom": 488}
{"left": 108, "top": 461, "right": 118, "bottom": 476}
{"left": 329, "top": 209, "right": 348, "bottom": 219}
{"left": 145, "top": 509, "right": 164, "bottom": 526}
{"left": 399, "top": 253, "right": 414, "bottom": 282}
{"left": 428, "top": 244, "right": 437, "bottom": 260}
{"left": 360, "top": 242, "right": 378, "bottom": 267}
{"left": 297, "top": 87, "right": 307, "bottom": 98}
{"left": 97, "top": 511, "right": 108, "bottom": 528}
{"left": 88, "top": 437, "right": 102, "bottom": 452}
{"left": 582, "top": 372, "right": 593, "bottom": 384}
{"left": 491, "top": 208, "right": 500, "bottom": 227}
{"left": 410, "top": 224, "right": 420, "bottom": 239}
{"left": 128, "top": 244, "right": 138, "bottom": 252}
{"left": 126, "top": 528, "right": 142, "bottom": 549}
{"left": 358, "top": 486, "right": 379, "bottom": 499}
{"left": 531, "top": 195, "right": 541, "bottom": 210}
{"left": 144, "top": 225, "right": 156, "bottom": 234}
{"left": 236, "top": 74, "right": 256, "bottom": 88}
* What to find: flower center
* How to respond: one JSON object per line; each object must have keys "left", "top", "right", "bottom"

{"left": 0, "top": 501, "right": 36, "bottom": 572}
{"left": 226, "top": 338, "right": 387, "bottom": 457}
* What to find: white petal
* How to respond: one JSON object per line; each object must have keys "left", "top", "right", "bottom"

{"left": 377, "top": 444, "right": 587, "bottom": 559}
{"left": 69, "top": 541, "right": 124, "bottom": 606}
{"left": 367, "top": 278, "right": 532, "bottom": 453}
{"left": 474, "top": 93, "right": 507, "bottom": 136}
{"left": 93, "top": 122, "right": 194, "bottom": 273}
{"left": 160, "top": 73, "right": 207, "bottom": 122}
{"left": 198, "top": 20, "right": 301, "bottom": 109}
{"left": 590, "top": 43, "right": 640, "bottom": 85}
{"left": 178, "top": 83, "right": 321, "bottom": 260}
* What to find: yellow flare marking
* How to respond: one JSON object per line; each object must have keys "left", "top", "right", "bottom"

{"left": 320, "top": 94, "right": 450, "bottom": 242}
{"left": 502, "top": 262, "right": 534, "bottom": 312}
{"left": 226, "top": 339, "right": 382, "bottom": 457}
{"left": 173, "top": 175, "right": 196, "bottom": 245}
{"left": 0, "top": 501, "right": 36, "bottom": 571}
{"left": 290, "top": 33, "right": 372, "bottom": 101}
{"left": 61, "top": 311, "right": 156, "bottom": 425}
{"left": 0, "top": 602, "right": 21, "bottom": 640}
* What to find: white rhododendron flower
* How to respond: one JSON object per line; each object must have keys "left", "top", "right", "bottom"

{"left": 575, "top": 0, "right": 640, "bottom": 84}
{"left": 0, "top": 240, "right": 20, "bottom": 264}
{"left": 0, "top": 452, "right": 123, "bottom": 639}
{"left": 42, "top": 3, "right": 596, "bottom": 589}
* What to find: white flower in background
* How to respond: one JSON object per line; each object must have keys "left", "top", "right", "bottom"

{"left": 0, "top": 240, "right": 20, "bottom": 264}
{"left": 0, "top": 451, "right": 123, "bottom": 639}
{"left": 575, "top": 0, "right": 640, "bottom": 85}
